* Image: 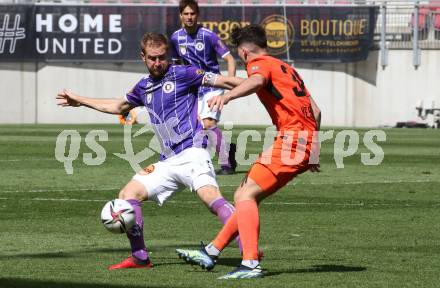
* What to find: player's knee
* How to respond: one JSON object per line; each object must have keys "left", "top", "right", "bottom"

{"left": 197, "top": 185, "right": 222, "bottom": 205}
{"left": 233, "top": 191, "right": 245, "bottom": 203}
{"left": 118, "top": 182, "right": 147, "bottom": 201}
{"left": 118, "top": 188, "right": 131, "bottom": 200}
{"left": 233, "top": 186, "right": 257, "bottom": 203}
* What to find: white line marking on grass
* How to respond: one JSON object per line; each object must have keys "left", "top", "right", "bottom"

{"left": 0, "top": 179, "right": 437, "bottom": 194}
{"left": 261, "top": 201, "right": 365, "bottom": 206}
{"left": 33, "top": 198, "right": 108, "bottom": 202}
{"left": 0, "top": 187, "right": 118, "bottom": 194}
{"left": 0, "top": 197, "right": 362, "bottom": 206}
{"left": 0, "top": 197, "right": 428, "bottom": 208}
{"left": 200, "top": 178, "right": 437, "bottom": 188}
{"left": 0, "top": 158, "right": 54, "bottom": 162}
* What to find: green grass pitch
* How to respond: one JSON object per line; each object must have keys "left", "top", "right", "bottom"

{"left": 0, "top": 124, "right": 439, "bottom": 287}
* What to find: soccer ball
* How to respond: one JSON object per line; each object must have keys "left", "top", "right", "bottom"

{"left": 101, "top": 199, "right": 136, "bottom": 234}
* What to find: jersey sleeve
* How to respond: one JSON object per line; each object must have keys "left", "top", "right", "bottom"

{"left": 246, "top": 58, "right": 271, "bottom": 82}
{"left": 211, "top": 33, "right": 230, "bottom": 58}
{"left": 183, "top": 65, "right": 206, "bottom": 88}
{"left": 124, "top": 81, "right": 144, "bottom": 107}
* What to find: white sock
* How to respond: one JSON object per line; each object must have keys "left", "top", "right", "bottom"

{"left": 205, "top": 242, "right": 220, "bottom": 257}
{"left": 241, "top": 259, "right": 259, "bottom": 268}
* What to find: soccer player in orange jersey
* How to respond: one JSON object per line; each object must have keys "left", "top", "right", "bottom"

{"left": 176, "top": 25, "right": 321, "bottom": 279}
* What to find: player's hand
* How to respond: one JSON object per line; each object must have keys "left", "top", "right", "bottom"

{"left": 207, "top": 94, "right": 230, "bottom": 112}
{"left": 309, "top": 139, "right": 320, "bottom": 173}
{"left": 56, "top": 89, "right": 81, "bottom": 107}
{"left": 309, "top": 163, "right": 321, "bottom": 173}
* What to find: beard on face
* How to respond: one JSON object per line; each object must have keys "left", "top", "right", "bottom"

{"left": 149, "top": 63, "right": 167, "bottom": 78}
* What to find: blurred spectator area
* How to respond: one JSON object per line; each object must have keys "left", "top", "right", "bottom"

{"left": 374, "top": 1, "right": 440, "bottom": 48}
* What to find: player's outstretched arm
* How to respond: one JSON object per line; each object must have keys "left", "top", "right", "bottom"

{"left": 201, "top": 72, "right": 244, "bottom": 90}
{"left": 56, "top": 89, "right": 132, "bottom": 115}
{"left": 214, "top": 75, "right": 245, "bottom": 90}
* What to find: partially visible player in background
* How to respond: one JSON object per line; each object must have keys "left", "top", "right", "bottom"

{"left": 56, "top": 33, "right": 244, "bottom": 270}
{"left": 176, "top": 25, "right": 321, "bottom": 279}
{"left": 171, "top": 0, "right": 237, "bottom": 175}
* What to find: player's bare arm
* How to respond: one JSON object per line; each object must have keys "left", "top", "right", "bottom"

{"left": 207, "top": 74, "right": 266, "bottom": 111}
{"left": 223, "top": 53, "right": 236, "bottom": 77}
{"left": 56, "top": 89, "right": 133, "bottom": 115}
{"left": 202, "top": 72, "right": 245, "bottom": 90}
{"left": 215, "top": 75, "right": 245, "bottom": 90}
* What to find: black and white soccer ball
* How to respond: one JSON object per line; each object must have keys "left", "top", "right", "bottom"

{"left": 101, "top": 199, "right": 136, "bottom": 234}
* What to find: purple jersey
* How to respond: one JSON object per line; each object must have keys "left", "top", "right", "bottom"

{"left": 125, "top": 65, "right": 207, "bottom": 160}
{"left": 170, "top": 26, "right": 230, "bottom": 97}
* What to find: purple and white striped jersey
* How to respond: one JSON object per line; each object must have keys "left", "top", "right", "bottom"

{"left": 170, "top": 26, "right": 230, "bottom": 96}
{"left": 125, "top": 64, "right": 207, "bottom": 160}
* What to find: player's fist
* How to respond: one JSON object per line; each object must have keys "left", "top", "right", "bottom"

{"left": 56, "top": 89, "right": 81, "bottom": 107}
{"left": 207, "top": 94, "right": 230, "bottom": 112}
{"left": 309, "top": 163, "right": 320, "bottom": 173}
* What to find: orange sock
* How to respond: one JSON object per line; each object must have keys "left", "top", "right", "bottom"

{"left": 212, "top": 212, "right": 239, "bottom": 251}
{"left": 236, "top": 200, "right": 259, "bottom": 260}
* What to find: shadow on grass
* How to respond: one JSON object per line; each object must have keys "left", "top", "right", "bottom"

{"left": 266, "top": 264, "right": 367, "bottom": 277}
{"left": 217, "top": 257, "right": 366, "bottom": 273}
{"left": 0, "top": 248, "right": 128, "bottom": 260}
{"left": 1, "top": 244, "right": 199, "bottom": 260}
{"left": 0, "top": 278, "right": 165, "bottom": 288}
{"left": 217, "top": 257, "right": 244, "bottom": 267}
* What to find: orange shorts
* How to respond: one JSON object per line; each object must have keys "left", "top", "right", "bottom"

{"left": 248, "top": 133, "right": 312, "bottom": 194}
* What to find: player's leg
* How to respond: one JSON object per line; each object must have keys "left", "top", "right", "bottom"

{"left": 175, "top": 147, "right": 279, "bottom": 274}
{"left": 196, "top": 185, "right": 242, "bottom": 252}
{"left": 179, "top": 174, "right": 269, "bottom": 277}
{"left": 213, "top": 166, "right": 279, "bottom": 279}
{"left": 109, "top": 162, "right": 180, "bottom": 270}
{"left": 189, "top": 147, "right": 241, "bottom": 248}
{"left": 203, "top": 118, "right": 237, "bottom": 175}
{"left": 197, "top": 185, "right": 235, "bottom": 225}
{"left": 200, "top": 91, "right": 236, "bottom": 175}
{"left": 218, "top": 136, "right": 312, "bottom": 279}
{"left": 109, "top": 179, "right": 151, "bottom": 270}
{"left": 174, "top": 148, "right": 240, "bottom": 268}
{"left": 233, "top": 168, "right": 277, "bottom": 260}
{"left": 197, "top": 164, "right": 277, "bottom": 253}
{"left": 176, "top": 185, "right": 240, "bottom": 270}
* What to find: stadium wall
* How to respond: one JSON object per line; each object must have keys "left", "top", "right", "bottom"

{"left": 1, "top": 50, "right": 439, "bottom": 127}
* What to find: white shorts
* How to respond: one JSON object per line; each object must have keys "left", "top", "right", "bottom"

{"left": 132, "top": 147, "right": 218, "bottom": 206}
{"left": 198, "top": 89, "right": 223, "bottom": 122}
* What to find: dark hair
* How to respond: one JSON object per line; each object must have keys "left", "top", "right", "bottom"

{"left": 140, "top": 32, "right": 168, "bottom": 53}
{"left": 231, "top": 25, "right": 267, "bottom": 49}
{"left": 179, "top": 0, "right": 199, "bottom": 14}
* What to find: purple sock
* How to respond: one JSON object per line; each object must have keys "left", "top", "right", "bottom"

{"left": 209, "top": 197, "right": 243, "bottom": 252}
{"left": 126, "top": 199, "right": 149, "bottom": 261}
{"left": 209, "top": 127, "right": 230, "bottom": 168}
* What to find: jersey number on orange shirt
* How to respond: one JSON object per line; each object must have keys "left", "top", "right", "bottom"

{"left": 280, "top": 64, "right": 307, "bottom": 97}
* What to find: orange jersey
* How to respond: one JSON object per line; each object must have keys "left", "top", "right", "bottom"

{"left": 246, "top": 55, "right": 317, "bottom": 133}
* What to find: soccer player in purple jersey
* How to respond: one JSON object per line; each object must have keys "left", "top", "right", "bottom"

{"left": 56, "top": 33, "right": 243, "bottom": 270}
{"left": 170, "top": 0, "right": 237, "bottom": 175}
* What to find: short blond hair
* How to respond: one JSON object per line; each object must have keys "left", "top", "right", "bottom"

{"left": 140, "top": 32, "right": 168, "bottom": 53}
